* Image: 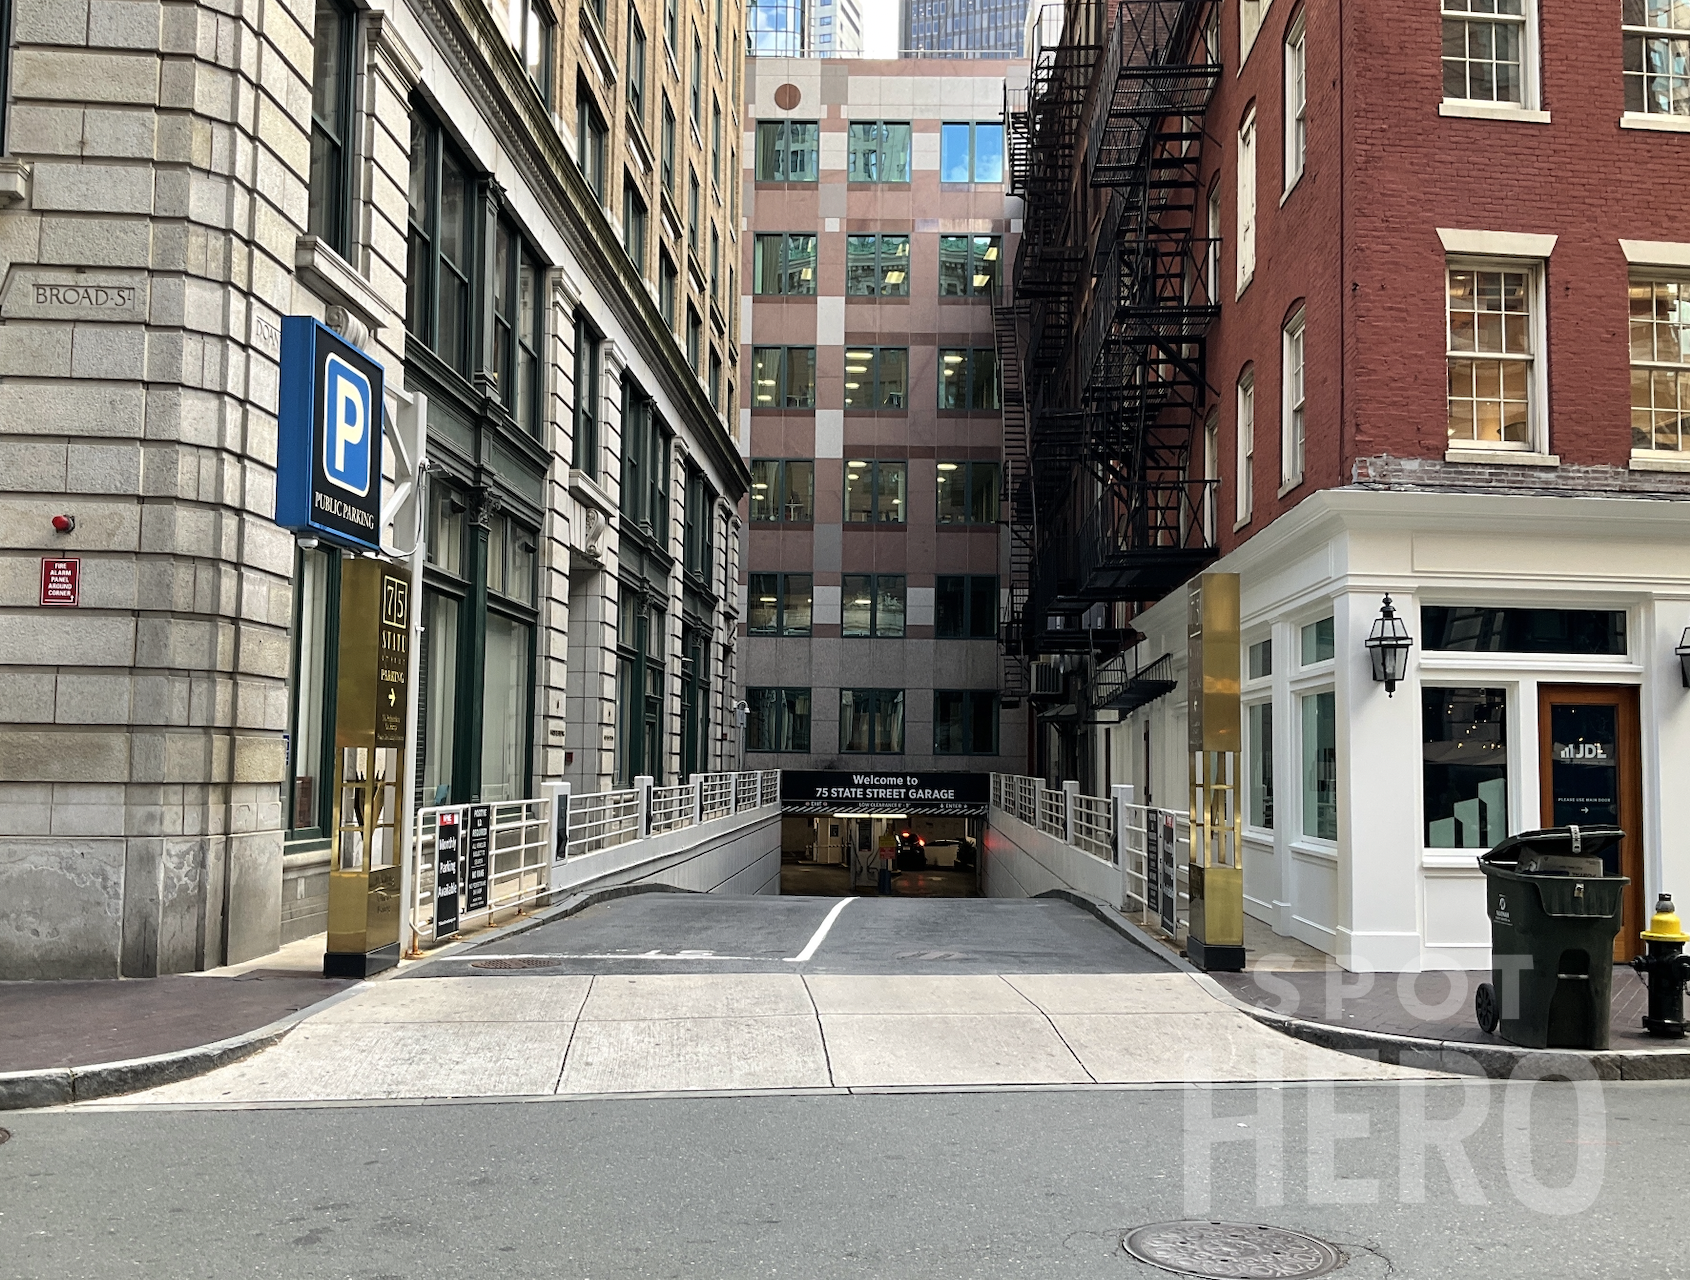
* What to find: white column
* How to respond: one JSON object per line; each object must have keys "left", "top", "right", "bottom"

{"left": 1113, "top": 783, "right": 1136, "bottom": 910}
{"left": 1062, "top": 779, "right": 1080, "bottom": 846}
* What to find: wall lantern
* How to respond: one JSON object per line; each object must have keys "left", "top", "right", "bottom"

{"left": 1676, "top": 628, "right": 1690, "bottom": 688}
{"left": 1365, "top": 594, "right": 1413, "bottom": 696}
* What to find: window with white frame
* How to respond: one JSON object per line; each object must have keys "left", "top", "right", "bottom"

{"left": 1240, "top": 0, "right": 1272, "bottom": 64}
{"left": 1204, "top": 412, "right": 1219, "bottom": 542}
{"left": 1282, "top": 311, "right": 1304, "bottom": 485}
{"left": 1236, "top": 369, "right": 1255, "bottom": 523}
{"left": 1446, "top": 263, "right": 1540, "bottom": 449}
{"left": 1441, "top": 0, "right": 1531, "bottom": 106}
{"left": 1630, "top": 275, "right": 1690, "bottom": 452}
{"left": 1623, "top": 0, "right": 1690, "bottom": 119}
{"left": 1300, "top": 689, "right": 1336, "bottom": 840}
{"left": 1284, "top": 15, "right": 1306, "bottom": 191}
{"left": 1236, "top": 111, "right": 1256, "bottom": 295}
{"left": 1247, "top": 699, "right": 1274, "bottom": 829}
{"left": 1207, "top": 183, "right": 1222, "bottom": 300}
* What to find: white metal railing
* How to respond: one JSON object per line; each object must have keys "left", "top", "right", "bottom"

{"left": 1038, "top": 786, "right": 1067, "bottom": 839}
{"left": 408, "top": 770, "right": 780, "bottom": 947}
{"left": 1071, "top": 792, "right": 1114, "bottom": 863}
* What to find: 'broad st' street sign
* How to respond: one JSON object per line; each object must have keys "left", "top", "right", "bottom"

{"left": 275, "top": 317, "right": 386, "bottom": 552}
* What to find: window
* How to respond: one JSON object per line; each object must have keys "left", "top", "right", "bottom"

{"left": 687, "top": 170, "right": 700, "bottom": 246}
{"left": 935, "top": 461, "right": 1000, "bottom": 524}
{"left": 572, "top": 313, "right": 600, "bottom": 474}
{"left": 615, "top": 588, "right": 666, "bottom": 784}
{"left": 683, "top": 466, "right": 715, "bottom": 582}
{"left": 307, "top": 0, "right": 355, "bottom": 255}
{"left": 748, "top": 572, "right": 813, "bottom": 635}
{"left": 482, "top": 515, "right": 537, "bottom": 801}
{"left": 751, "top": 346, "right": 817, "bottom": 408}
{"left": 934, "top": 691, "right": 998, "bottom": 754}
{"left": 847, "top": 121, "right": 912, "bottom": 182}
{"left": 754, "top": 233, "right": 818, "bottom": 294}
{"left": 1284, "top": 16, "right": 1306, "bottom": 190}
{"left": 1630, "top": 277, "right": 1690, "bottom": 452}
{"left": 1420, "top": 607, "right": 1626, "bottom": 654}
{"left": 659, "top": 251, "right": 678, "bottom": 329}
{"left": 1236, "top": 110, "right": 1256, "bottom": 293}
{"left": 939, "top": 122, "right": 1006, "bottom": 183}
{"left": 1206, "top": 184, "right": 1221, "bottom": 301}
{"left": 846, "top": 234, "right": 912, "bottom": 296}
{"left": 576, "top": 86, "right": 608, "bottom": 201}
{"left": 1300, "top": 616, "right": 1334, "bottom": 664}
{"left": 936, "top": 575, "right": 998, "bottom": 638}
{"left": 1248, "top": 637, "right": 1272, "bottom": 679}
{"left": 664, "top": 0, "right": 677, "bottom": 50}
{"left": 843, "top": 347, "right": 909, "bottom": 409}
{"left": 840, "top": 689, "right": 905, "bottom": 753}
{"left": 749, "top": 459, "right": 815, "bottom": 521}
{"left": 407, "top": 108, "right": 475, "bottom": 377}
{"left": 711, "top": 99, "right": 722, "bottom": 187}
{"left": 842, "top": 574, "right": 906, "bottom": 637}
{"left": 1300, "top": 690, "right": 1336, "bottom": 840}
{"left": 287, "top": 546, "right": 336, "bottom": 833}
{"left": 1442, "top": 0, "right": 1526, "bottom": 105}
{"left": 1446, "top": 264, "right": 1537, "bottom": 449}
{"left": 1624, "top": 0, "right": 1690, "bottom": 117}
{"left": 1235, "top": 369, "right": 1254, "bottom": 523}
{"left": 1240, "top": 0, "right": 1271, "bottom": 61}
{"left": 709, "top": 225, "right": 720, "bottom": 300}
{"left": 1247, "top": 701, "right": 1273, "bottom": 828}
{"left": 623, "top": 179, "right": 647, "bottom": 271}
{"left": 938, "top": 348, "right": 1000, "bottom": 410}
{"left": 1282, "top": 312, "right": 1304, "bottom": 484}
{"left": 690, "top": 32, "right": 702, "bottom": 126}
{"left": 661, "top": 98, "right": 677, "bottom": 194}
{"left": 619, "top": 378, "right": 672, "bottom": 539}
{"left": 1423, "top": 688, "right": 1509, "bottom": 849}
{"left": 709, "top": 346, "right": 722, "bottom": 410}
{"left": 687, "top": 305, "right": 702, "bottom": 371}
{"left": 626, "top": 6, "right": 647, "bottom": 125}
{"left": 754, "top": 120, "right": 820, "bottom": 181}
{"left": 492, "top": 220, "right": 544, "bottom": 437}
{"left": 747, "top": 687, "right": 811, "bottom": 752}
{"left": 937, "top": 235, "right": 1001, "bottom": 297}
{"left": 508, "top": 0, "right": 554, "bottom": 105}
{"left": 843, "top": 459, "right": 906, "bottom": 522}
{"left": 713, "top": 0, "right": 723, "bottom": 55}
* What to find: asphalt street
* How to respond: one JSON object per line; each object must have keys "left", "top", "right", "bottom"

{"left": 6, "top": 1082, "right": 1688, "bottom": 1279}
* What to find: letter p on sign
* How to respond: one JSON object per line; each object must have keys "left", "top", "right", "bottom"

{"left": 323, "top": 353, "right": 372, "bottom": 497}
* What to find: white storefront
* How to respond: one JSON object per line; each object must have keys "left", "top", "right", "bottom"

{"left": 1109, "top": 489, "right": 1690, "bottom": 973}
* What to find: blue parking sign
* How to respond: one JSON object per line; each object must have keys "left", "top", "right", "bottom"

{"left": 276, "top": 318, "right": 386, "bottom": 552}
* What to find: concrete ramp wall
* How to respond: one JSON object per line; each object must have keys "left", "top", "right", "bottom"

{"left": 985, "top": 807, "right": 1126, "bottom": 909}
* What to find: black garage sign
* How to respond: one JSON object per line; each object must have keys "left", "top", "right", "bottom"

{"left": 780, "top": 771, "right": 990, "bottom": 816}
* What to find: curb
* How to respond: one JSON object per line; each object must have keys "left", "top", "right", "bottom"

{"left": 0, "top": 982, "right": 368, "bottom": 1112}
{"left": 1033, "top": 889, "right": 1203, "bottom": 975}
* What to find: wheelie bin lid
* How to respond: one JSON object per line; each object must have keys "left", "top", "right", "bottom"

{"left": 1479, "top": 825, "right": 1624, "bottom": 871}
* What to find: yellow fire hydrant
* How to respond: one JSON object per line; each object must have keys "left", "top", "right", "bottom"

{"left": 1632, "top": 893, "right": 1690, "bottom": 1039}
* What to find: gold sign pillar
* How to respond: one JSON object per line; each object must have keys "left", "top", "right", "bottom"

{"left": 1187, "top": 572, "right": 1246, "bottom": 972}
{"left": 324, "top": 557, "right": 410, "bottom": 978}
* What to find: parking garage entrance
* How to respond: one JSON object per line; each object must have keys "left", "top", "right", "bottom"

{"left": 778, "top": 770, "right": 991, "bottom": 897}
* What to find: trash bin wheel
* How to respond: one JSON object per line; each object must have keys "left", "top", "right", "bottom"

{"left": 1475, "top": 981, "right": 1499, "bottom": 1035}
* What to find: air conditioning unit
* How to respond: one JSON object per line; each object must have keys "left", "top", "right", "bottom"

{"left": 1031, "top": 660, "right": 1065, "bottom": 699}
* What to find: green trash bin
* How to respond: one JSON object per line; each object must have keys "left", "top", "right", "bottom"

{"left": 1475, "top": 826, "right": 1630, "bottom": 1050}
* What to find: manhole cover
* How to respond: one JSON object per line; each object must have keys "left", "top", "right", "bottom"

{"left": 0, "top": 1128, "right": 10, "bottom": 1144}
{"left": 1121, "top": 1222, "right": 1342, "bottom": 1279}
{"left": 469, "top": 957, "right": 561, "bottom": 970}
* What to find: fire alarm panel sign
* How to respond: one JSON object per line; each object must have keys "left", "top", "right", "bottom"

{"left": 40, "top": 558, "right": 79, "bottom": 606}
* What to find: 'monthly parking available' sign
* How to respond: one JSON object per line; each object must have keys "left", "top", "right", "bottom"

{"left": 275, "top": 317, "right": 386, "bottom": 552}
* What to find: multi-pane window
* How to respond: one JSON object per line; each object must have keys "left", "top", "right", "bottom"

{"left": 709, "top": 226, "right": 720, "bottom": 300}
{"left": 572, "top": 312, "right": 600, "bottom": 474}
{"left": 687, "top": 170, "right": 700, "bottom": 246}
{"left": 936, "top": 575, "right": 998, "bottom": 639}
{"left": 1236, "top": 110, "right": 1256, "bottom": 292}
{"left": 749, "top": 459, "right": 816, "bottom": 521}
{"left": 843, "top": 347, "right": 909, "bottom": 410}
{"left": 935, "top": 461, "right": 1000, "bottom": 524}
{"left": 846, "top": 234, "right": 911, "bottom": 296}
{"left": 307, "top": 0, "right": 355, "bottom": 255}
{"left": 683, "top": 466, "right": 716, "bottom": 583}
{"left": 751, "top": 346, "right": 817, "bottom": 408}
{"left": 748, "top": 572, "right": 813, "bottom": 635}
{"left": 847, "top": 121, "right": 912, "bottom": 182}
{"left": 508, "top": 0, "right": 554, "bottom": 105}
{"left": 1301, "top": 689, "right": 1337, "bottom": 840}
{"left": 934, "top": 691, "right": 997, "bottom": 755}
{"left": 754, "top": 233, "right": 818, "bottom": 294}
{"left": 659, "top": 251, "right": 678, "bottom": 329}
{"left": 839, "top": 689, "right": 905, "bottom": 753}
{"left": 754, "top": 120, "right": 820, "bottom": 181}
{"left": 492, "top": 220, "right": 543, "bottom": 437}
{"left": 1206, "top": 183, "right": 1222, "bottom": 300}
{"left": 1236, "top": 370, "right": 1254, "bottom": 523}
{"left": 938, "top": 348, "right": 1000, "bottom": 410}
{"left": 711, "top": 99, "right": 722, "bottom": 187}
{"left": 938, "top": 235, "right": 1001, "bottom": 297}
{"left": 1284, "top": 17, "right": 1306, "bottom": 190}
{"left": 1624, "top": 0, "right": 1690, "bottom": 117}
{"left": 664, "top": 0, "right": 677, "bottom": 49}
{"left": 843, "top": 460, "right": 906, "bottom": 522}
{"left": 626, "top": 7, "right": 647, "bottom": 125}
{"left": 1240, "top": 0, "right": 1269, "bottom": 60}
{"left": 614, "top": 588, "right": 665, "bottom": 784}
{"left": 577, "top": 86, "right": 608, "bottom": 201}
{"left": 287, "top": 547, "right": 336, "bottom": 833}
{"left": 1630, "top": 277, "right": 1690, "bottom": 452}
{"left": 1446, "top": 265, "right": 1535, "bottom": 448}
{"left": 661, "top": 99, "right": 676, "bottom": 194}
{"left": 690, "top": 32, "right": 703, "bottom": 126}
{"left": 938, "top": 122, "right": 1005, "bottom": 183}
{"left": 1282, "top": 312, "right": 1304, "bottom": 483}
{"left": 623, "top": 179, "right": 647, "bottom": 271}
{"left": 407, "top": 109, "right": 475, "bottom": 377}
{"left": 709, "top": 346, "right": 722, "bottom": 410}
{"left": 687, "top": 305, "right": 702, "bottom": 371}
{"left": 1247, "top": 701, "right": 1273, "bottom": 828}
{"left": 482, "top": 513, "right": 537, "bottom": 801}
{"left": 1423, "top": 688, "right": 1509, "bottom": 849}
{"left": 619, "top": 379, "right": 672, "bottom": 541}
{"left": 1441, "top": 0, "right": 1526, "bottom": 104}
{"left": 1300, "top": 616, "right": 1334, "bottom": 664}
{"left": 747, "top": 687, "right": 811, "bottom": 752}
{"left": 842, "top": 574, "right": 906, "bottom": 637}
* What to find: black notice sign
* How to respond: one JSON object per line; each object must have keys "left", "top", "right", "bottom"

{"left": 435, "top": 811, "right": 462, "bottom": 937}
{"left": 1146, "top": 807, "right": 1162, "bottom": 918}
{"left": 1158, "top": 810, "right": 1178, "bottom": 936}
{"left": 466, "top": 804, "right": 492, "bottom": 912}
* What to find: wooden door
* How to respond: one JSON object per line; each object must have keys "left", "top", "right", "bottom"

{"left": 1537, "top": 685, "right": 1644, "bottom": 962}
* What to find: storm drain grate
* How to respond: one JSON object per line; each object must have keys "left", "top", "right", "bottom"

{"left": 469, "top": 957, "right": 562, "bottom": 970}
{"left": 1121, "top": 1222, "right": 1342, "bottom": 1279}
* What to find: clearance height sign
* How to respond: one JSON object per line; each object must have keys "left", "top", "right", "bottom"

{"left": 275, "top": 317, "right": 385, "bottom": 552}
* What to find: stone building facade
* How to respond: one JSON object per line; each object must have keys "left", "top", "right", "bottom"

{"left": 0, "top": 0, "right": 747, "bottom": 979}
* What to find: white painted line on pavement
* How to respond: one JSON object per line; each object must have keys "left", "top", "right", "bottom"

{"left": 470, "top": 951, "right": 760, "bottom": 962}
{"left": 785, "top": 897, "right": 855, "bottom": 963}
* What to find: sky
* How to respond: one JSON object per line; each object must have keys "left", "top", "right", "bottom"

{"left": 860, "top": 0, "right": 900, "bottom": 55}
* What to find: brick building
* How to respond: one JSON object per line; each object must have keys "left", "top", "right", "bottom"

{"left": 1008, "top": 0, "right": 1690, "bottom": 970}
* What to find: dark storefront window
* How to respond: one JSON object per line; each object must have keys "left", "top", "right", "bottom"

{"left": 1421, "top": 607, "right": 1627, "bottom": 655}
{"left": 1423, "top": 687, "right": 1508, "bottom": 848}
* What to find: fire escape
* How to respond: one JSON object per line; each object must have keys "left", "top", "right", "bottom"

{"left": 998, "top": 0, "right": 1221, "bottom": 745}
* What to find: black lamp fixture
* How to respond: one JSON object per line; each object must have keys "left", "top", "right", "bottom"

{"left": 1365, "top": 594, "right": 1414, "bottom": 696}
{"left": 1676, "top": 628, "right": 1690, "bottom": 688}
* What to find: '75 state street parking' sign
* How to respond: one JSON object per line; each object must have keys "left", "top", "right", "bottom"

{"left": 275, "top": 317, "right": 386, "bottom": 553}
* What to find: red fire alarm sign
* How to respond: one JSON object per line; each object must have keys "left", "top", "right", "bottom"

{"left": 41, "top": 557, "right": 79, "bottom": 606}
